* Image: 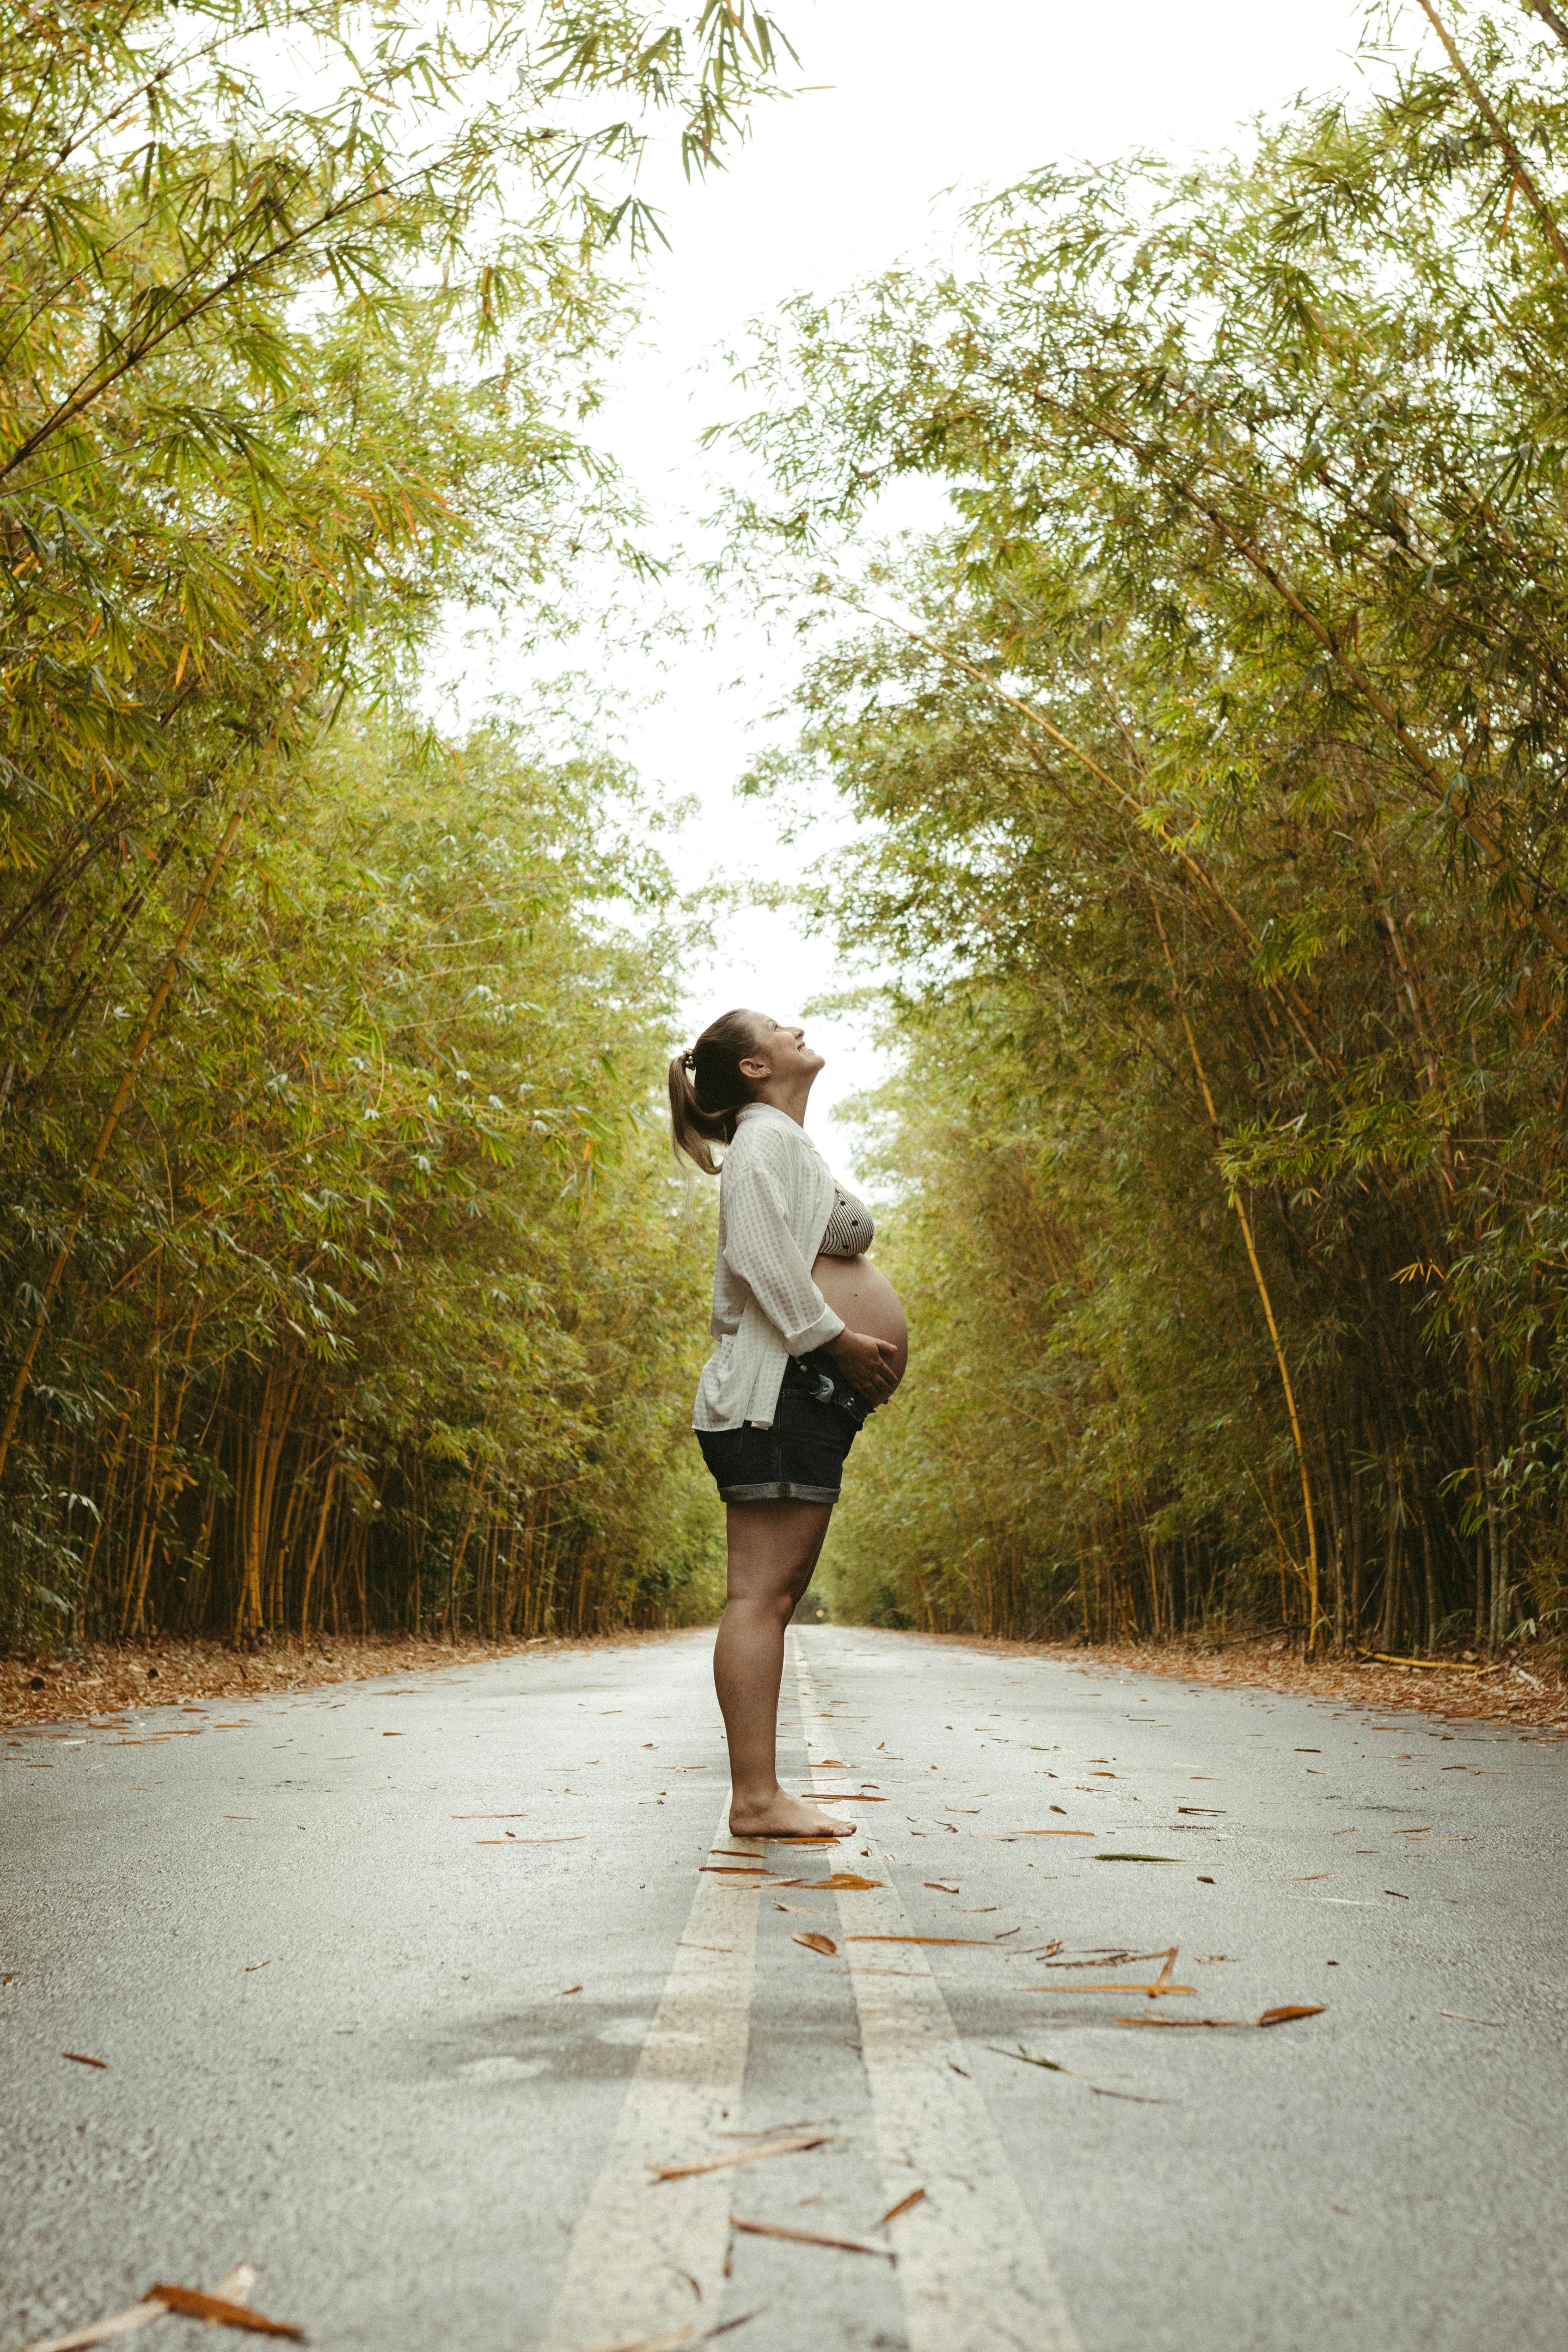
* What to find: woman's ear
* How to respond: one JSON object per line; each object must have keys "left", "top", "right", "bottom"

{"left": 737, "top": 1050, "right": 772, "bottom": 1082}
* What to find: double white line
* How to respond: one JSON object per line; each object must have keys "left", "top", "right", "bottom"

{"left": 544, "top": 1635, "right": 1079, "bottom": 2352}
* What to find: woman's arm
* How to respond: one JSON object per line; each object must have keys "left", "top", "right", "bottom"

{"left": 721, "top": 1154, "right": 844, "bottom": 1355}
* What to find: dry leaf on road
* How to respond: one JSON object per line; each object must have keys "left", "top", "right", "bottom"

{"left": 729, "top": 2218, "right": 893, "bottom": 2260}
{"left": 779, "top": 1873, "right": 882, "bottom": 1891}
{"left": 1115, "top": 2015, "right": 1247, "bottom": 2029}
{"left": 875, "top": 2189, "right": 927, "bottom": 2227}
{"left": 18, "top": 2264, "right": 258, "bottom": 2352}
{"left": 1117, "top": 2004, "right": 1328, "bottom": 2030}
{"left": 1030, "top": 1981, "right": 1195, "bottom": 1997}
{"left": 846, "top": 1936, "right": 1007, "bottom": 1949}
{"left": 62, "top": 2052, "right": 108, "bottom": 2069}
{"left": 651, "top": 2131, "right": 834, "bottom": 2182}
{"left": 146, "top": 2287, "right": 303, "bottom": 2340}
{"left": 792, "top": 1932, "right": 838, "bottom": 1958}
{"left": 988, "top": 2045, "right": 1090, "bottom": 2076}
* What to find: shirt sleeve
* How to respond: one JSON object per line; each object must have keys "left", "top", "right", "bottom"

{"left": 721, "top": 1148, "right": 845, "bottom": 1355}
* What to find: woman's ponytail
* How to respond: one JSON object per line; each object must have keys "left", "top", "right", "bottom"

{"left": 668, "top": 1008, "right": 766, "bottom": 1175}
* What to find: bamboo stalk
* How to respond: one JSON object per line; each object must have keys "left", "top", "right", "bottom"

{"left": 1151, "top": 905, "right": 1324, "bottom": 1649}
{"left": 0, "top": 794, "right": 254, "bottom": 1492}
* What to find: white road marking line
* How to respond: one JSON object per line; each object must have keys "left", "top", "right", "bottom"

{"left": 792, "top": 1634, "right": 1082, "bottom": 2352}
{"left": 541, "top": 1802, "right": 761, "bottom": 2352}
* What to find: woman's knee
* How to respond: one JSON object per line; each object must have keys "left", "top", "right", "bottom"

{"left": 723, "top": 1577, "right": 803, "bottom": 1626}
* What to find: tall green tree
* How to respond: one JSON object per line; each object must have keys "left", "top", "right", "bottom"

{"left": 731, "top": 0, "right": 1568, "bottom": 1656}
{"left": 0, "top": 0, "right": 781, "bottom": 1636}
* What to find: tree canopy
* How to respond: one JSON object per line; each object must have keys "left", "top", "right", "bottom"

{"left": 728, "top": 0, "right": 1568, "bottom": 1656}
{"left": 0, "top": 0, "right": 785, "bottom": 1642}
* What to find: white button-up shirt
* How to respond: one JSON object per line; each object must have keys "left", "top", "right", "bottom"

{"left": 693, "top": 1103, "right": 846, "bottom": 1431}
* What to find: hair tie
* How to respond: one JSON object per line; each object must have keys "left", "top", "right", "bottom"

{"left": 680, "top": 1050, "right": 696, "bottom": 1072}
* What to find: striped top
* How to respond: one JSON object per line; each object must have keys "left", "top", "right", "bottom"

{"left": 819, "top": 1184, "right": 874, "bottom": 1257}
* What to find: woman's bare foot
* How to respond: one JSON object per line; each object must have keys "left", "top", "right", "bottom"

{"left": 729, "top": 1787, "right": 856, "bottom": 1839}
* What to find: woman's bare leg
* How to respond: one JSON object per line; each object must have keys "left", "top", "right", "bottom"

{"left": 715, "top": 1499, "right": 855, "bottom": 1838}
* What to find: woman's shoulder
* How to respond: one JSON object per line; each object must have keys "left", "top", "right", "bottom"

{"left": 725, "top": 1107, "right": 827, "bottom": 1172}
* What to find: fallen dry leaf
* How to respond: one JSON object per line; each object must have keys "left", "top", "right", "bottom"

{"left": 875, "top": 2188, "right": 926, "bottom": 2228}
{"left": 713, "top": 2121, "right": 832, "bottom": 2139}
{"left": 779, "top": 1873, "right": 882, "bottom": 1891}
{"left": 1115, "top": 2015, "right": 1246, "bottom": 2029}
{"left": 924, "top": 1882, "right": 958, "bottom": 1893}
{"left": 1027, "top": 1983, "right": 1196, "bottom": 1997}
{"left": 147, "top": 2287, "right": 303, "bottom": 2340}
{"left": 560, "top": 1984, "right": 583, "bottom": 1996}
{"left": 571, "top": 2331, "right": 693, "bottom": 2352}
{"left": 1256, "top": 2004, "right": 1327, "bottom": 2027}
{"left": 706, "top": 2310, "right": 767, "bottom": 2343}
{"left": 989, "top": 2045, "right": 1090, "bottom": 2076}
{"left": 62, "top": 2052, "right": 108, "bottom": 2069}
{"left": 1438, "top": 2011, "right": 1504, "bottom": 2026}
{"left": 792, "top": 1932, "right": 838, "bottom": 1958}
{"left": 651, "top": 2131, "right": 834, "bottom": 2182}
{"left": 846, "top": 1936, "right": 1006, "bottom": 1948}
{"left": 729, "top": 2217, "right": 892, "bottom": 2260}
{"left": 1016, "top": 1829, "right": 1094, "bottom": 1838}
{"left": 1031, "top": 1949, "right": 1170, "bottom": 1968}
{"left": 19, "top": 2264, "right": 257, "bottom": 2352}
{"left": 480, "top": 1835, "right": 584, "bottom": 1845}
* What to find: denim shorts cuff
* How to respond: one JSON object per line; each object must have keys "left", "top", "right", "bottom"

{"left": 718, "top": 1479, "right": 840, "bottom": 1505}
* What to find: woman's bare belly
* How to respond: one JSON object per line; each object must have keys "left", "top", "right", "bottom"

{"left": 812, "top": 1254, "right": 909, "bottom": 1392}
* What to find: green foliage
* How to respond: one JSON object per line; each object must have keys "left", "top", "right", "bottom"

{"left": 6, "top": 714, "right": 722, "bottom": 1643}
{"left": 748, "top": 2, "right": 1568, "bottom": 1654}
{"left": 0, "top": 0, "right": 778, "bottom": 1643}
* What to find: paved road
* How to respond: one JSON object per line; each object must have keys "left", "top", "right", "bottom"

{"left": 4, "top": 1627, "right": 1566, "bottom": 2352}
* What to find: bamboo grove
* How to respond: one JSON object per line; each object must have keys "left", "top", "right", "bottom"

{"left": 732, "top": 1, "right": 1568, "bottom": 1655}
{"left": 0, "top": 0, "right": 794, "bottom": 1646}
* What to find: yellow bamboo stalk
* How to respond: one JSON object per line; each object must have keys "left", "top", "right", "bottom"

{"left": 0, "top": 794, "right": 253, "bottom": 1491}
{"left": 1151, "top": 906, "right": 1324, "bottom": 1649}
{"left": 1416, "top": 0, "right": 1568, "bottom": 283}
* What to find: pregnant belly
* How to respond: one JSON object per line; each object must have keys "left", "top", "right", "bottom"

{"left": 812, "top": 1254, "right": 909, "bottom": 1391}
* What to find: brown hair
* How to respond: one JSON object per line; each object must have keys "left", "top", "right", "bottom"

{"left": 668, "top": 1008, "right": 768, "bottom": 1175}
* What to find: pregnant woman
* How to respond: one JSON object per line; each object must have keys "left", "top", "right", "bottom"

{"left": 669, "top": 1009, "right": 908, "bottom": 1839}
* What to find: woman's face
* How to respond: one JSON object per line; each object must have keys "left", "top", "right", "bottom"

{"left": 739, "top": 1015, "right": 825, "bottom": 1087}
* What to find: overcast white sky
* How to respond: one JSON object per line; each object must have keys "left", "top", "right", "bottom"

{"left": 460, "top": 0, "right": 1386, "bottom": 1180}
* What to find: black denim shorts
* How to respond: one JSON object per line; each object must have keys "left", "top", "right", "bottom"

{"left": 695, "top": 1355, "right": 864, "bottom": 1506}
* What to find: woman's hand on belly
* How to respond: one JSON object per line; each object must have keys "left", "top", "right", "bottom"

{"left": 813, "top": 1252, "right": 908, "bottom": 1397}
{"left": 825, "top": 1325, "right": 900, "bottom": 1404}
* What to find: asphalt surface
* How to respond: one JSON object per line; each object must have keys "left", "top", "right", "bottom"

{"left": 4, "top": 1626, "right": 1566, "bottom": 2352}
